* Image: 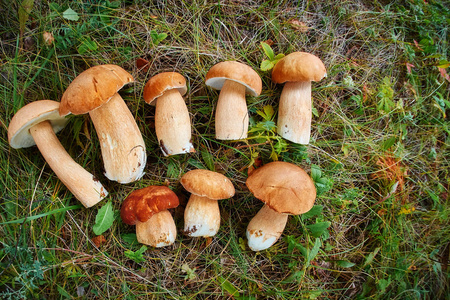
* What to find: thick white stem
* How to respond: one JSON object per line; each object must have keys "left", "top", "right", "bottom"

{"left": 246, "top": 204, "right": 288, "bottom": 251}
{"left": 155, "top": 89, "right": 194, "bottom": 156}
{"left": 184, "top": 194, "right": 220, "bottom": 237}
{"left": 277, "top": 81, "right": 312, "bottom": 144}
{"left": 89, "top": 93, "right": 146, "bottom": 183}
{"left": 29, "top": 121, "right": 107, "bottom": 208}
{"left": 136, "top": 210, "right": 177, "bottom": 247}
{"left": 215, "top": 80, "right": 248, "bottom": 140}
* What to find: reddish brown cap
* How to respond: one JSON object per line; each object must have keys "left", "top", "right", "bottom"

{"left": 8, "top": 100, "right": 68, "bottom": 149}
{"left": 246, "top": 161, "right": 316, "bottom": 215}
{"left": 143, "top": 72, "right": 187, "bottom": 106}
{"left": 272, "top": 52, "right": 326, "bottom": 84}
{"left": 120, "top": 186, "right": 180, "bottom": 225}
{"left": 180, "top": 169, "right": 235, "bottom": 200}
{"left": 205, "top": 61, "right": 262, "bottom": 96}
{"left": 59, "top": 65, "right": 134, "bottom": 116}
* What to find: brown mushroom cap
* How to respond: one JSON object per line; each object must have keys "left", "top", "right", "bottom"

{"left": 180, "top": 169, "right": 235, "bottom": 200}
{"left": 205, "top": 61, "right": 262, "bottom": 97}
{"left": 8, "top": 100, "right": 68, "bottom": 149}
{"left": 246, "top": 161, "right": 316, "bottom": 215}
{"left": 120, "top": 186, "right": 180, "bottom": 225}
{"left": 271, "top": 52, "right": 327, "bottom": 84}
{"left": 59, "top": 64, "right": 134, "bottom": 116}
{"left": 143, "top": 72, "right": 187, "bottom": 106}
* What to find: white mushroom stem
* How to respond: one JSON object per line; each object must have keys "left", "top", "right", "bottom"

{"left": 136, "top": 210, "right": 177, "bottom": 247}
{"left": 215, "top": 80, "right": 248, "bottom": 140}
{"left": 29, "top": 120, "right": 107, "bottom": 208}
{"left": 89, "top": 93, "right": 146, "bottom": 183}
{"left": 246, "top": 204, "right": 288, "bottom": 251}
{"left": 277, "top": 81, "right": 312, "bottom": 144}
{"left": 184, "top": 194, "right": 220, "bottom": 237}
{"left": 155, "top": 89, "right": 194, "bottom": 156}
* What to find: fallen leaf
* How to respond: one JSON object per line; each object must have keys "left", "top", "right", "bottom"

{"left": 92, "top": 235, "right": 106, "bottom": 247}
{"left": 438, "top": 67, "right": 450, "bottom": 83}
{"left": 43, "top": 31, "right": 54, "bottom": 46}
{"left": 288, "top": 20, "right": 310, "bottom": 33}
{"left": 136, "top": 58, "right": 150, "bottom": 72}
{"left": 406, "top": 62, "right": 415, "bottom": 74}
{"left": 263, "top": 39, "right": 274, "bottom": 46}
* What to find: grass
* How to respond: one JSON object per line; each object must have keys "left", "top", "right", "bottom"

{"left": 1, "top": 0, "right": 449, "bottom": 298}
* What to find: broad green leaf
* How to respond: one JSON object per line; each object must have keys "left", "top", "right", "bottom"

{"left": 363, "top": 247, "right": 381, "bottom": 267}
{"left": 306, "top": 238, "right": 322, "bottom": 266}
{"left": 93, "top": 201, "right": 115, "bottom": 235}
{"left": 124, "top": 245, "right": 147, "bottom": 263}
{"left": 260, "top": 60, "right": 274, "bottom": 71}
{"left": 301, "top": 205, "right": 323, "bottom": 220}
{"left": 260, "top": 42, "right": 275, "bottom": 60}
{"left": 218, "top": 277, "right": 240, "bottom": 297}
{"left": 437, "top": 60, "right": 450, "bottom": 69}
{"left": 310, "top": 164, "right": 322, "bottom": 181}
{"left": 382, "top": 136, "right": 397, "bottom": 150}
{"left": 63, "top": 8, "right": 79, "bottom": 21}
{"left": 336, "top": 260, "right": 356, "bottom": 268}
{"left": 201, "top": 149, "right": 215, "bottom": 171}
{"left": 77, "top": 38, "right": 97, "bottom": 54}
{"left": 157, "top": 32, "right": 168, "bottom": 43}
{"left": 121, "top": 233, "right": 138, "bottom": 246}
{"left": 307, "top": 221, "right": 331, "bottom": 238}
{"left": 274, "top": 53, "right": 285, "bottom": 60}
{"left": 263, "top": 105, "right": 275, "bottom": 120}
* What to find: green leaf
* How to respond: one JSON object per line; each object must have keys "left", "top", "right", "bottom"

{"left": 307, "top": 221, "right": 331, "bottom": 238}
{"left": 18, "top": 0, "right": 35, "bottom": 35}
{"left": 306, "top": 238, "right": 322, "bottom": 265}
{"left": 260, "top": 60, "right": 274, "bottom": 71}
{"left": 363, "top": 247, "right": 381, "bottom": 267}
{"left": 310, "top": 164, "right": 322, "bottom": 181}
{"left": 260, "top": 42, "right": 275, "bottom": 60}
{"left": 201, "top": 149, "right": 215, "bottom": 171}
{"left": 121, "top": 233, "right": 139, "bottom": 246}
{"left": 0, "top": 204, "right": 82, "bottom": 225}
{"left": 218, "top": 276, "right": 241, "bottom": 297}
{"left": 336, "top": 260, "right": 356, "bottom": 268}
{"left": 274, "top": 53, "right": 285, "bottom": 60}
{"left": 57, "top": 285, "right": 73, "bottom": 298}
{"left": 301, "top": 205, "right": 323, "bottom": 220}
{"left": 124, "top": 245, "right": 147, "bottom": 263}
{"left": 263, "top": 105, "right": 275, "bottom": 120}
{"left": 63, "top": 8, "right": 79, "bottom": 21}
{"left": 437, "top": 60, "right": 450, "bottom": 69}
{"left": 382, "top": 136, "right": 397, "bottom": 150}
{"left": 77, "top": 37, "right": 98, "bottom": 54}
{"left": 157, "top": 32, "right": 168, "bottom": 43}
{"left": 93, "top": 201, "right": 115, "bottom": 235}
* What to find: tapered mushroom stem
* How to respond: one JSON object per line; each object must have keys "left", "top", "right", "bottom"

{"left": 277, "top": 81, "right": 312, "bottom": 144}
{"left": 246, "top": 205, "right": 288, "bottom": 251}
{"left": 89, "top": 93, "right": 146, "bottom": 183}
{"left": 184, "top": 194, "right": 220, "bottom": 237}
{"left": 155, "top": 89, "right": 194, "bottom": 156}
{"left": 136, "top": 210, "right": 177, "bottom": 247}
{"left": 29, "top": 121, "right": 108, "bottom": 208}
{"left": 215, "top": 80, "right": 248, "bottom": 140}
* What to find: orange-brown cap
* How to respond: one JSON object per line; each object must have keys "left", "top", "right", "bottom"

{"left": 246, "top": 161, "right": 316, "bottom": 215}
{"left": 180, "top": 169, "right": 235, "bottom": 200}
{"left": 272, "top": 52, "right": 326, "bottom": 84}
{"left": 143, "top": 72, "right": 187, "bottom": 106}
{"left": 59, "top": 65, "right": 134, "bottom": 116}
{"left": 120, "top": 186, "right": 180, "bottom": 225}
{"left": 205, "top": 61, "right": 262, "bottom": 96}
{"left": 8, "top": 100, "right": 68, "bottom": 149}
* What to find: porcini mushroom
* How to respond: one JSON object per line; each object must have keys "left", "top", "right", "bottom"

{"left": 205, "top": 61, "right": 262, "bottom": 140}
{"left": 59, "top": 64, "right": 146, "bottom": 184}
{"left": 8, "top": 100, "right": 107, "bottom": 207}
{"left": 272, "top": 52, "right": 326, "bottom": 144}
{"left": 180, "top": 169, "right": 235, "bottom": 237}
{"left": 143, "top": 72, "right": 194, "bottom": 156}
{"left": 245, "top": 161, "right": 316, "bottom": 251}
{"left": 120, "top": 186, "right": 179, "bottom": 247}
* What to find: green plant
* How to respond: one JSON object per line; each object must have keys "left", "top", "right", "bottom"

{"left": 259, "top": 42, "right": 285, "bottom": 71}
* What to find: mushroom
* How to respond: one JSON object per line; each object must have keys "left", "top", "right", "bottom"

{"left": 245, "top": 161, "right": 316, "bottom": 251}
{"left": 271, "top": 52, "right": 326, "bottom": 144}
{"left": 8, "top": 100, "right": 108, "bottom": 207}
{"left": 143, "top": 72, "right": 194, "bottom": 156}
{"left": 59, "top": 64, "right": 146, "bottom": 184}
{"left": 120, "top": 186, "right": 179, "bottom": 247}
{"left": 205, "top": 61, "right": 262, "bottom": 140}
{"left": 180, "top": 169, "right": 235, "bottom": 237}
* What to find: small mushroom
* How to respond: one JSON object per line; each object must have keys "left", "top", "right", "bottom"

{"left": 8, "top": 100, "right": 108, "bottom": 207}
{"left": 272, "top": 52, "right": 326, "bottom": 144}
{"left": 120, "top": 186, "right": 179, "bottom": 247}
{"left": 245, "top": 161, "right": 316, "bottom": 251}
{"left": 143, "top": 72, "right": 194, "bottom": 156}
{"left": 205, "top": 61, "right": 262, "bottom": 140}
{"left": 180, "top": 169, "right": 235, "bottom": 237}
{"left": 59, "top": 65, "right": 146, "bottom": 184}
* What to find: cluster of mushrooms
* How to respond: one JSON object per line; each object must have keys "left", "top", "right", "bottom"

{"left": 8, "top": 52, "right": 326, "bottom": 251}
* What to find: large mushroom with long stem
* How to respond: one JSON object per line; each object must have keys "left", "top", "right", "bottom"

{"left": 272, "top": 52, "right": 326, "bottom": 144}
{"left": 143, "top": 72, "right": 194, "bottom": 156}
{"left": 180, "top": 169, "right": 235, "bottom": 237}
{"left": 8, "top": 100, "right": 108, "bottom": 207}
{"left": 205, "top": 61, "right": 262, "bottom": 140}
{"left": 59, "top": 64, "right": 146, "bottom": 184}
{"left": 245, "top": 161, "right": 316, "bottom": 251}
{"left": 120, "top": 186, "right": 179, "bottom": 247}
